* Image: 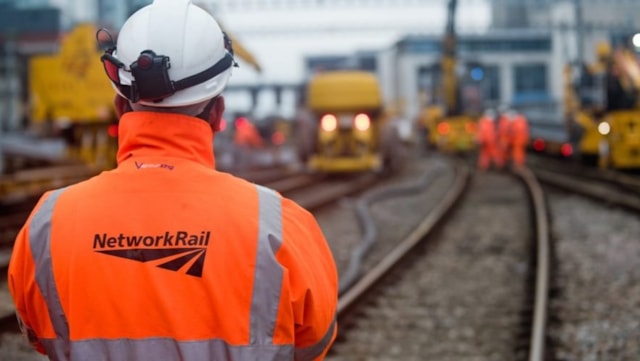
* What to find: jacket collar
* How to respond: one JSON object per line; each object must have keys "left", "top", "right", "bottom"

{"left": 116, "top": 111, "right": 215, "bottom": 168}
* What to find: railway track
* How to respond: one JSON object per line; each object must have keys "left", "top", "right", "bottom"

{"left": 528, "top": 154, "right": 640, "bottom": 212}
{"left": 526, "top": 158, "right": 640, "bottom": 359}
{"left": 0, "top": 155, "right": 562, "bottom": 360}
{"left": 328, "top": 161, "right": 551, "bottom": 360}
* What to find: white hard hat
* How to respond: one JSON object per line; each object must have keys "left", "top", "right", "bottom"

{"left": 483, "top": 108, "right": 496, "bottom": 119}
{"left": 101, "top": 0, "right": 235, "bottom": 107}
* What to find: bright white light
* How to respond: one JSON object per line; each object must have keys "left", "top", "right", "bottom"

{"left": 354, "top": 113, "right": 370, "bottom": 131}
{"left": 598, "top": 122, "right": 611, "bottom": 135}
{"left": 321, "top": 114, "right": 337, "bottom": 132}
{"left": 633, "top": 33, "right": 640, "bottom": 48}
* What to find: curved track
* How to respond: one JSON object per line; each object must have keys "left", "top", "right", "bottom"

{"left": 528, "top": 157, "right": 640, "bottom": 359}
{"left": 329, "top": 161, "right": 551, "bottom": 360}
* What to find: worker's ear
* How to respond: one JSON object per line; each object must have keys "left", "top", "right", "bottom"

{"left": 201, "top": 96, "right": 226, "bottom": 132}
{"left": 113, "top": 95, "right": 132, "bottom": 119}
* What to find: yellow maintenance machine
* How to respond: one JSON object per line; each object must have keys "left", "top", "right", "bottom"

{"left": 296, "top": 70, "right": 409, "bottom": 173}
{"left": 27, "top": 18, "right": 261, "bottom": 172}
{"left": 29, "top": 23, "right": 119, "bottom": 170}
{"left": 566, "top": 41, "right": 640, "bottom": 169}
{"left": 417, "top": 0, "right": 481, "bottom": 153}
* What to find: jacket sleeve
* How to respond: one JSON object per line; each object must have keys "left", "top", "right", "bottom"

{"left": 279, "top": 198, "right": 339, "bottom": 361}
{"left": 8, "top": 195, "right": 52, "bottom": 355}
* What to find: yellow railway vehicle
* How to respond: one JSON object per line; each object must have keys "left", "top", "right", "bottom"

{"left": 566, "top": 41, "right": 640, "bottom": 169}
{"left": 296, "top": 70, "right": 409, "bottom": 174}
{"left": 416, "top": 0, "right": 480, "bottom": 154}
{"left": 25, "top": 17, "right": 261, "bottom": 173}
{"left": 29, "top": 23, "right": 119, "bottom": 170}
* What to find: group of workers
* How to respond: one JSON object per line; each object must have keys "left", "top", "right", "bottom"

{"left": 476, "top": 107, "right": 530, "bottom": 171}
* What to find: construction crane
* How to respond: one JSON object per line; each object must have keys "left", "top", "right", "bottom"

{"left": 441, "top": 0, "right": 460, "bottom": 117}
{"left": 417, "top": 0, "right": 481, "bottom": 153}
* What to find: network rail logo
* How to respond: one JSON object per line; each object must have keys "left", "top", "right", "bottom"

{"left": 93, "top": 231, "right": 211, "bottom": 277}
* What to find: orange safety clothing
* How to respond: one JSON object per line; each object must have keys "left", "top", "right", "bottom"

{"left": 234, "top": 119, "right": 264, "bottom": 148}
{"left": 476, "top": 115, "right": 502, "bottom": 170}
{"left": 496, "top": 114, "right": 512, "bottom": 167}
{"left": 8, "top": 112, "right": 338, "bottom": 361}
{"left": 510, "top": 114, "right": 530, "bottom": 167}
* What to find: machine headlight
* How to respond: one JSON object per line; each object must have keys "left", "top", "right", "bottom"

{"left": 598, "top": 121, "right": 610, "bottom": 135}
{"left": 633, "top": 33, "right": 640, "bottom": 48}
{"left": 354, "top": 113, "right": 371, "bottom": 131}
{"left": 321, "top": 114, "right": 338, "bottom": 132}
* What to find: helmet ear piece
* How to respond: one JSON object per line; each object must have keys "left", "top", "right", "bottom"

{"left": 223, "top": 32, "right": 239, "bottom": 68}
{"left": 223, "top": 32, "right": 233, "bottom": 57}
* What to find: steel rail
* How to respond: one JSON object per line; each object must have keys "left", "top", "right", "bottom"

{"left": 338, "top": 159, "right": 449, "bottom": 294}
{"left": 513, "top": 167, "right": 550, "bottom": 361}
{"left": 337, "top": 159, "right": 470, "bottom": 317}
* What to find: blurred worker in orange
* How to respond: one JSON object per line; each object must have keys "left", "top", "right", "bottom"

{"left": 8, "top": 1, "right": 338, "bottom": 360}
{"left": 496, "top": 106, "right": 514, "bottom": 168}
{"left": 509, "top": 112, "right": 530, "bottom": 168}
{"left": 476, "top": 108, "right": 501, "bottom": 170}
{"left": 234, "top": 116, "right": 264, "bottom": 149}
{"left": 233, "top": 116, "right": 264, "bottom": 169}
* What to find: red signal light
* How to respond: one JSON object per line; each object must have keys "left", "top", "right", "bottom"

{"left": 107, "top": 124, "right": 119, "bottom": 138}
{"left": 560, "top": 143, "right": 573, "bottom": 157}
{"left": 532, "top": 138, "right": 545, "bottom": 152}
{"left": 437, "top": 122, "right": 450, "bottom": 135}
{"left": 219, "top": 118, "right": 227, "bottom": 132}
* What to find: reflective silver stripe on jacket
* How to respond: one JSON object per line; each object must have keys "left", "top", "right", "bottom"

{"left": 255, "top": 185, "right": 337, "bottom": 361}
{"left": 29, "top": 188, "right": 70, "bottom": 360}
{"left": 252, "top": 185, "right": 284, "bottom": 346}
{"left": 28, "top": 185, "right": 333, "bottom": 360}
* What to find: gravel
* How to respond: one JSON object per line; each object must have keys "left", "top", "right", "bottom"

{"left": 547, "top": 189, "right": 640, "bottom": 360}
{"left": 5, "top": 153, "right": 638, "bottom": 361}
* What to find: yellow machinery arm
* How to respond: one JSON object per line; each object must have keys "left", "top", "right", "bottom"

{"left": 613, "top": 48, "right": 640, "bottom": 91}
{"left": 441, "top": 0, "right": 459, "bottom": 116}
{"left": 222, "top": 27, "right": 262, "bottom": 73}
{"left": 192, "top": 2, "right": 262, "bottom": 74}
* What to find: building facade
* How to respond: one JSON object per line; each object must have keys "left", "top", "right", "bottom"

{"left": 378, "top": 0, "right": 640, "bottom": 122}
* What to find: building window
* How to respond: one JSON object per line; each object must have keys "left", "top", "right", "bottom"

{"left": 482, "top": 65, "right": 500, "bottom": 103}
{"left": 513, "top": 64, "right": 549, "bottom": 104}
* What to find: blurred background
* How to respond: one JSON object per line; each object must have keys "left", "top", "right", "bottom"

{"left": 2, "top": 3, "right": 640, "bottom": 360}
{"left": 0, "top": 0, "right": 639, "bottom": 174}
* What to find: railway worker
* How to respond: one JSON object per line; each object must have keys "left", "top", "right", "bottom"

{"left": 497, "top": 106, "right": 514, "bottom": 168}
{"left": 232, "top": 115, "right": 265, "bottom": 169}
{"left": 7, "top": 0, "right": 338, "bottom": 360}
{"left": 476, "top": 108, "right": 502, "bottom": 170}
{"left": 509, "top": 112, "right": 530, "bottom": 168}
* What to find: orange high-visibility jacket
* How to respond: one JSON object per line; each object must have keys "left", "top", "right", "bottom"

{"left": 497, "top": 115, "right": 512, "bottom": 147}
{"left": 511, "top": 114, "right": 530, "bottom": 146}
{"left": 8, "top": 112, "right": 338, "bottom": 361}
{"left": 477, "top": 116, "right": 497, "bottom": 145}
{"left": 234, "top": 120, "right": 264, "bottom": 148}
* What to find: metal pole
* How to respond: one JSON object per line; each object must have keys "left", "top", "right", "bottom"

{"left": 5, "top": 35, "right": 19, "bottom": 133}
{"left": 575, "top": 0, "right": 584, "bottom": 67}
